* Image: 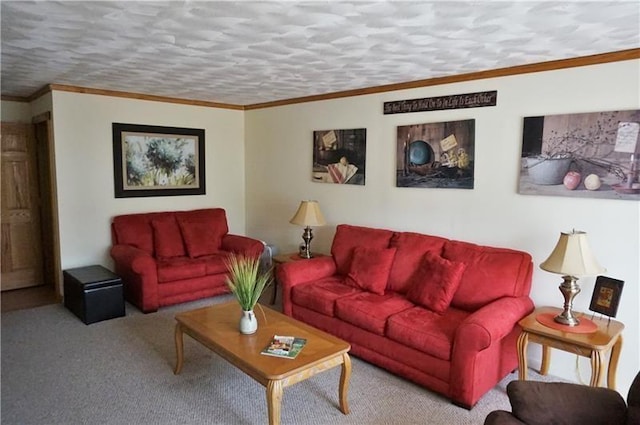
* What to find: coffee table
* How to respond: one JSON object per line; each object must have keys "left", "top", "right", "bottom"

{"left": 174, "top": 301, "right": 351, "bottom": 425}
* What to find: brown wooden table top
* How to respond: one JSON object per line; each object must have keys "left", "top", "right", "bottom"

{"left": 175, "top": 301, "right": 350, "bottom": 381}
{"left": 519, "top": 306, "right": 624, "bottom": 350}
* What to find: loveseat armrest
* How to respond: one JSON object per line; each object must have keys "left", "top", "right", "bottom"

{"left": 505, "top": 380, "right": 627, "bottom": 425}
{"left": 221, "top": 234, "right": 264, "bottom": 259}
{"left": 110, "top": 244, "right": 159, "bottom": 313}
{"left": 277, "top": 256, "right": 337, "bottom": 316}
{"left": 455, "top": 296, "right": 534, "bottom": 352}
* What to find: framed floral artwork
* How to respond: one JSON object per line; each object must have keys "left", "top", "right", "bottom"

{"left": 112, "top": 123, "right": 205, "bottom": 198}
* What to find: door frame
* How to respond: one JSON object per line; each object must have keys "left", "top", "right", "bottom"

{"left": 32, "top": 111, "right": 62, "bottom": 300}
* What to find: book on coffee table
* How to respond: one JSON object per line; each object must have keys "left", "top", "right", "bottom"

{"left": 261, "top": 335, "right": 307, "bottom": 359}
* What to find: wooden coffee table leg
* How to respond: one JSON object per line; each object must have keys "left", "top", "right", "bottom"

{"left": 339, "top": 353, "right": 351, "bottom": 414}
{"left": 174, "top": 323, "right": 184, "bottom": 375}
{"left": 266, "top": 379, "right": 283, "bottom": 425}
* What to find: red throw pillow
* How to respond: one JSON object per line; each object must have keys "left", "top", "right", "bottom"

{"left": 151, "top": 216, "right": 186, "bottom": 258}
{"left": 177, "top": 218, "right": 223, "bottom": 258}
{"left": 406, "top": 251, "right": 466, "bottom": 314}
{"left": 345, "top": 247, "right": 397, "bottom": 295}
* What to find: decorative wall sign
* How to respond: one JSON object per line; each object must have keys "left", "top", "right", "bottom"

{"left": 589, "top": 276, "right": 624, "bottom": 318}
{"left": 312, "top": 128, "right": 366, "bottom": 185}
{"left": 518, "top": 109, "right": 640, "bottom": 200}
{"left": 113, "top": 123, "right": 205, "bottom": 198}
{"left": 396, "top": 119, "right": 475, "bottom": 189}
{"left": 383, "top": 91, "right": 497, "bottom": 115}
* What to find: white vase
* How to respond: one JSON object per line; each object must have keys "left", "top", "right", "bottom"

{"left": 239, "top": 309, "right": 257, "bottom": 335}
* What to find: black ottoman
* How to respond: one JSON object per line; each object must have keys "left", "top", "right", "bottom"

{"left": 63, "top": 265, "right": 125, "bottom": 324}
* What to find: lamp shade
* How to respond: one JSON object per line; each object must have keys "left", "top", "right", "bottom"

{"left": 540, "top": 230, "right": 605, "bottom": 277}
{"left": 289, "top": 200, "right": 326, "bottom": 227}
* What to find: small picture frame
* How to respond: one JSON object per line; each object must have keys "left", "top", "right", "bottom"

{"left": 589, "top": 276, "right": 624, "bottom": 318}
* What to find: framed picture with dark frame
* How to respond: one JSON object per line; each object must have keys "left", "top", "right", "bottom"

{"left": 589, "top": 276, "right": 624, "bottom": 318}
{"left": 113, "top": 123, "right": 205, "bottom": 198}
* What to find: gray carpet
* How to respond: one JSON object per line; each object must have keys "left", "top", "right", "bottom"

{"left": 1, "top": 294, "right": 556, "bottom": 425}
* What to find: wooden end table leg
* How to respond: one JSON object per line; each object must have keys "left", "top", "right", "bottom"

{"left": 590, "top": 349, "right": 605, "bottom": 387}
{"left": 517, "top": 331, "right": 529, "bottom": 381}
{"left": 174, "top": 323, "right": 184, "bottom": 375}
{"left": 608, "top": 335, "right": 623, "bottom": 390}
{"left": 266, "top": 379, "right": 283, "bottom": 425}
{"left": 540, "top": 345, "right": 551, "bottom": 376}
{"left": 339, "top": 353, "right": 351, "bottom": 414}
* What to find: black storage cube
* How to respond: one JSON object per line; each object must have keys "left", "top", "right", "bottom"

{"left": 64, "top": 265, "right": 125, "bottom": 325}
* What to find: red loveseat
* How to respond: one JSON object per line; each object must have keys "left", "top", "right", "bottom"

{"left": 278, "top": 224, "right": 534, "bottom": 409}
{"left": 110, "top": 208, "right": 263, "bottom": 313}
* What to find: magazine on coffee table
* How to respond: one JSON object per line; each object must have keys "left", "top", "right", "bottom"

{"left": 261, "top": 335, "right": 307, "bottom": 359}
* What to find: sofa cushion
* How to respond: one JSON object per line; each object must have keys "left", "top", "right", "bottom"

{"left": 345, "top": 247, "right": 396, "bottom": 295}
{"left": 151, "top": 216, "right": 186, "bottom": 258}
{"left": 406, "top": 252, "right": 466, "bottom": 314}
{"left": 331, "top": 224, "right": 394, "bottom": 276}
{"left": 176, "top": 209, "right": 229, "bottom": 258}
{"left": 112, "top": 214, "right": 155, "bottom": 255}
{"left": 291, "top": 277, "right": 361, "bottom": 317}
{"left": 335, "top": 291, "right": 414, "bottom": 335}
{"left": 388, "top": 232, "right": 448, "bottom": 293}
{"left": 156, "top": 257, "right": 207, "bottom": 283}
{"left": 198, "top": 253, "right": 230, "bottom": 275}
{"left": 386, "top": 306, "right": 469, "bottom": 361}
{"left": 443, "top": 240, "right": 532, "bottom": 311}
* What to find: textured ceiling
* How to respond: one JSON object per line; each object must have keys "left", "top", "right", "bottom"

{"left": 1, "top": 1, "right": 639, "bottom": 106}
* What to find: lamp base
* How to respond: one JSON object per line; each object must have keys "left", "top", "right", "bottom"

{"left": 299, "top": 226, "right": 314, "bottom": 259}
{"left": 554, "top": 275, "right": 581, "bottom": 326}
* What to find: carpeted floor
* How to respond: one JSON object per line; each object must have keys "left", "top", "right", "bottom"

{"left": 1, "top": 294, "right": 557, "bottom": 425}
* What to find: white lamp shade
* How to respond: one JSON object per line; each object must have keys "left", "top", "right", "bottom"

{"left": 289, "top": 200, "right": 326, "bottom": 227}
{"left": 540, "top": 230, "right": 605, "bottom": 277}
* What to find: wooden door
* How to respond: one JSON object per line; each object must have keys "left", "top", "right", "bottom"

{"left": 1, "top": 123, "right": 44, "bottom": 291}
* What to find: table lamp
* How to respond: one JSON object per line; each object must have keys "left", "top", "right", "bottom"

{"left": 540, "top": 230, "right": 605, "bottom": 326}
{"left": 289, "top": 200, "right": 326, "bottom": 259}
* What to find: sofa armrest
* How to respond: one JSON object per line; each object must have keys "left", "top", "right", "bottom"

{"left": 455, "top": 296, "right": 534, "bottom": 352}
{"left": 110, "top": 244, "right": 159, "bottom": 313}
{"left": 506, "top": 380, "right": 627, "bottom": 425}
{"left": 483, "top": 411, "right": 526, "bottom": 425}
{"left": 221, "top": 234, "right": 264, "bottom": 258}
{"left": 277, "top": 256, "right": 337, "bottom": 316}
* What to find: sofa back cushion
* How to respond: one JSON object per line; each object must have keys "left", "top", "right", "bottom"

{"left": 331, "top": 225, "right": 394, "bottom": 276}
{"left": 387, "top": 232, "right": 448, "bottom": 293}
{"left": 112, "top": 212, "right": 160, "bottom": 255}
{"left": 176, "top": 209, "right": 229, "bottom": 258}
{"left": 443, "top": 240, "right": 533, "bottom": 311}
{"left": 151, "top": 216, "right": 186, "bottom": 258}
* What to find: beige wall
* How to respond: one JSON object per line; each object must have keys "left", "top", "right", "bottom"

{"left": 49, "top": 91, "right": 247, "bottom": 269}
{"left": 1, "top": 99, "right": 31, "bottom": 122}
{"left": 245, "top": 60, "right": 640, "bottom": 394}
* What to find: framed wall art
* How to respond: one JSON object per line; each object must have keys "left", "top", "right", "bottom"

{"left": 589, "top": 276, "right": 624, "bottom": 318}
{"left": 396, "top": 119, "right": 475, "bottom": 189}
{"left": 312, "top": 128, "right": 366, "bottom": 185}
{"left": 519, "top": 109, "right": 640, "bottom": 200}
{"left": 112, "top": 123, "right": 205, "bottom": 198}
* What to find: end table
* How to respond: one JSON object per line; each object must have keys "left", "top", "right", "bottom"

{"left": 271, "top": 252, "right": 327, "bottom": 305}
{"left": 517, "top": 306, "right": 624, "bottom": 389}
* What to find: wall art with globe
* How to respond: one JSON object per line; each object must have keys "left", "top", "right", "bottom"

{"left": 519, "top": 109, "right": 640, "bottom": 200}
{"left": 112, "top": 123, "right": 205, "bottom": 198}
{"left": 396, "top": 119, "right": 475, "bottom": 189}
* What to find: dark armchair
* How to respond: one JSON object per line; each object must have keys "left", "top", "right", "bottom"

{"left": 484, "top": 372, "right": 640, "bottom": 425}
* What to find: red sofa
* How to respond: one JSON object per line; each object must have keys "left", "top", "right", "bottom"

{"left": 278, "top": 224, "right": 534, "bottom": 409}
{"left": 110, "top": 208, "right": 263, "bottom": 313}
